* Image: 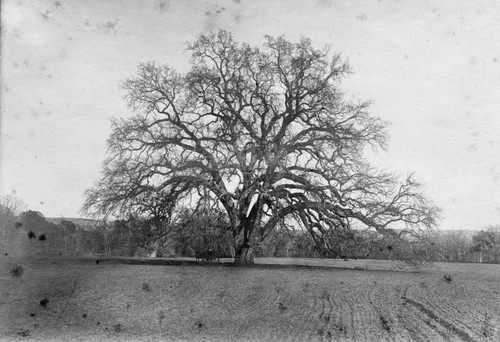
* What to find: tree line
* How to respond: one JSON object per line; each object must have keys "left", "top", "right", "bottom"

{"left": 1, "top": 196, "right": 499, "bottom": 264}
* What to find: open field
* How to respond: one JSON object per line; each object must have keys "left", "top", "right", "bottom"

{"left": 1, "top": 256, "right": 499, "bottom": 341}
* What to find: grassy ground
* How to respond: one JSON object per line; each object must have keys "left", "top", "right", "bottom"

{"left": 1, "top": 256, "right": 499, "bottom": 341}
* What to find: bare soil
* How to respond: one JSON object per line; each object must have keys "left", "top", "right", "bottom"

{"left": 1, "top": 256, "right": 499, "bottom": 341}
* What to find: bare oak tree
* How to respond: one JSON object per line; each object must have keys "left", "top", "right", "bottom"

{"left": 0, "top": 195, "right": 26, "bottom": 252}
{"left": 83, "top": 31, "right": 439, "bottom": 265}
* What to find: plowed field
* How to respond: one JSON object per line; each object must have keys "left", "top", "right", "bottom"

{"left": 1, "top": 257, "right": 499, "bottom": 341}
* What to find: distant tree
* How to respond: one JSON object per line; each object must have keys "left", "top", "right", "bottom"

{"left": 107, "top": 219, "right": 139, "bottom": 256}
{"left": 0, "top": 195, "right": 26, "bottom": 252}
{"left": 380, "top": 231, "right": 438, "bottom": 268}
{"left": 289, "top": 232, "right": 321, "bottom": 258}
{"left": 130, "top": 216, "right": 173, "bottom": 257}
{"left": 84, "top": 30, "right": 439, "bottom": 265}
{"left": 472, "top": 228, "right": 500, "bottom": 263}
{"left": 126, "top": 191, "right": 178, "bottom": 256}
{"left": 54, "top": 220, "right": 78, "bottom": 254}
{"left": 266, "top": 229, "right": 294, "bottom": 258}
{"left": 81, "top": 225, "right": 107, "bottom": 255}
{"left": 59, "top": 220, "right": 77, "bottom": 234}
{"left": 312, "top": 227, "right": 361, "bottom": 259}
{"left": 0, "top": 195, "right": 26, "bottom": 215}
{"left": 435, "top": 231, "right": 472, "bottom": 262}
{"left": 20, "top": 211, "right": 49, "bottom": 232}
{"left": 170, "top": 206, "right": 232, "bottom": 259}
{"left": 85, "top": 189, "right": 178, "bottom": 257}
{"left": 19, "top": 211, "right": 63, "bottom": 254}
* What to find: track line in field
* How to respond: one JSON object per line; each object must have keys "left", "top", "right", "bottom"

{"left": 405, "top": 283, "right": 475, "bottom": 339}
{"left": 409, "top": 283, "right": 490, "bottom": 338}
{"left": 330, "top": 286, "right": 353, "bottom": 341}
{"left": 395, "top": 285, "right": 434, "bottom": 342}
{"left": 402, "top": 294, "right": 477, "bottom": 342}
{"left": 411, "top": 292, "right": 479, "bottom": 336}
{"left": 399, "top": 297, "right": 453, "bottom": 342}
{"left": 340, "top": 292, "right": 367, "bottom": 341}
{"left": 401, "top": 286, "right": 464, "bottom": 340}
{"left": 337, "top": 287, "right": 362, "bottom": 341}
{"left": 312, "top": 287, "right": 335, "bottom": 341}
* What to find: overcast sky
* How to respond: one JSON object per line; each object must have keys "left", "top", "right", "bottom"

{"left": 2, "top": 0, "right": 500, "bottom": 231}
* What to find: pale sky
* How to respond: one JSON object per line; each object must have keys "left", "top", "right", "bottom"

{"left": 2, "top": 0, "right": 500, "bottom": 231}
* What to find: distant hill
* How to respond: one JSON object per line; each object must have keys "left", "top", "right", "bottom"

{"left": 46, "top": 217, "right": 103, "bottom": 229}
{"left": 436, "top": 229, "right": 476, "bottom": 237}
{"left": 436, "top": 228, "right": 500, "bottom": 240}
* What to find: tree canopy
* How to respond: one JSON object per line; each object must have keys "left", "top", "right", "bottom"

{"left": 84, "top": 30, "right": 439, "bottom": 264}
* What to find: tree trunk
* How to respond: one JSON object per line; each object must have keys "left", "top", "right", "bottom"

{"left": 234, "top": 244, "right": 255, "bottom": 265}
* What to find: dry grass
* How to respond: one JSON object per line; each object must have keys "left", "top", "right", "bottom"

{"left": 0, "top": 256, "right": 499, "bottom": 341}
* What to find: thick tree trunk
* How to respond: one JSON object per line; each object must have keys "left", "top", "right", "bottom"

{"left": 234, "top": 244, "right": 255, "bottom": 265}
{"left": 232, "top": 196, "right": 262, "bottom": 265}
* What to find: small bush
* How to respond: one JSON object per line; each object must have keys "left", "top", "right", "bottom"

{"left": 142, "top": 282, "right": 151, "bottom": 292}
{"left": 443, "top": 274, "right": 452, "bottom": 283}
{"left": 38, "top": 234, "right": 47, "bottom": 241}
{"left": 9, "top": 264, "right": 24, "bottom": 278}
{"left": 27, "top": 231, "right": 36, "bottom": 239}
{"left": 278, "top": 302, "right": 287, "bottom": 312}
